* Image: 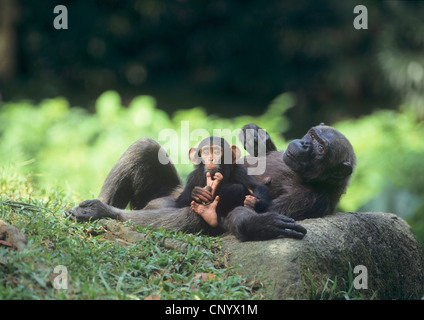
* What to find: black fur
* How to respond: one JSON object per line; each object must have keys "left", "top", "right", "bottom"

{"left": 241, "top": 124, "right": 356, "bottom": 221}
{"left": 66, "top": 124, "right": 354, "bottom": 242}
{"left": 175, "top": 137, "right": 271, "bottom": 218}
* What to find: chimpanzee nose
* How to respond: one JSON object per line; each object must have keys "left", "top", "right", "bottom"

{"left": 300, "top": 140, "right": 311, "bottom": 150}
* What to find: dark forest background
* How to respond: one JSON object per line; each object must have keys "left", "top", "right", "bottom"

{"left": 1, "top": 0, "right": 424, "bottom": 138}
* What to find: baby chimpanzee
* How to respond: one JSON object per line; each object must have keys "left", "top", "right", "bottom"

{"left": 175, "top": 136, "right": 270, "bottom": 227}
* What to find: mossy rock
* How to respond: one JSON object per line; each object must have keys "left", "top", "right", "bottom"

{"left": 223, "top": 212, "right": 424, "bottom": 299}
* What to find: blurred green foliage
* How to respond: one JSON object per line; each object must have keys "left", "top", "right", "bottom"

{"left": 0, "top": 91, "right": 292, "bottom": 199}
{"left": 1, "top": 91, "right": 424, "bottom": 244}
{"left": 335, "top": 109, "right": 424, "bottom": 245}
{"left": 336, "top": 110, "right": 424, "bottom": 213}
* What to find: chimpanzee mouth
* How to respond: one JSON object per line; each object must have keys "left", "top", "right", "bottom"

{"left": 285, "top": 150, "right": 299, "bottom": 164}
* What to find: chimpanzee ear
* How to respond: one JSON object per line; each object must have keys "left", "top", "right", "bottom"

{"left": 231, "top": 145, "right": 241, "bottom": 164}
{"left": 330, "top": 161, "right": 353, "bottom": 180}
{"left": 189, "top": 147, "right": 201, "bottom": 165}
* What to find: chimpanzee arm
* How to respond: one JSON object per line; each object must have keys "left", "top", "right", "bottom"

{"left": 222, "top": 206, "right": 307, "bottom": 241}
{"left": 175, "top": 183, "right": 194, "bottom": 208}
{"left": 232, "top": 165, "right": 271, "bottom": 213}
{"left": 175, "top": 171, "right": 200, "bottom": 208}
{"left": 239, "top": 124, "right": 277, "bottom": 156}
{"left": 250, "top": 184, "right": 271, "bottom": 213}
{"left": 269, "top": 191, "right": 333, "bottom": 220}
{"left": 175, "top": 187, "right": 195, "bottom": 208}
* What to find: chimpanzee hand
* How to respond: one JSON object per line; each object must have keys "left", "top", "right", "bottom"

{"left": 191, "top": 186, "right": 214, "bottom": 204}
{"left": 239, "top": 124, "right": 277, "bottom": 156}
{"left": 244, "top": 195, "right": 258, "bottom": 210}
{"left": 65, "top": 199, "right": 116, "bottom": 222}
{"left": 191, "top": 172, "right": 223, "bottom": 204}
{"left": 237, "top": 211, "right": 307, "bottom": 241}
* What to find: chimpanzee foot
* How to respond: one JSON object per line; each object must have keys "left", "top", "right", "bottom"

{"left": 65, "top": 199, "right": 115, "bottom": 222}
{"left": 191, "top": 196, "right": 220, "bottom": 227}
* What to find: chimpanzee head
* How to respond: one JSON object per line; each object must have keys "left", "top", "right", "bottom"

{"left": 189, "top": 137, "right": 240, "bottom": 177}
{"left": 283, "top": 125, "right": 356, "bottom": 186}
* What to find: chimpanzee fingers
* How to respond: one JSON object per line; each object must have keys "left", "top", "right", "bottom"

{"left": 276, "top": 229, "right": 306, "bottom": 240}
{"left": 206, "top": 171, "right": 212, "bottom": 186}
{"left": 236, "top": 212, "right": 306, "bottom": 241}
{"left": 79, "top": 199, "right": 99, "bottom": 207}
{"left": 293, "top": 223, "right": 307, "bottom": 235}
{"left": 65, "top": 207, "right": 91, "bottom": 222}
{"left": 194, "top": 194, "right": 209, "bottom": 203}
{"left": 274, "top": 219, "right": 306, "bottom": 232}
{"left": 200, "top": 192, "right": 214, "bottom": 203}
{"left": 274, "top": 219, "right": 307, "bottom": 238}
{"left": 274, "top": 214, "right": 296, "bottom": 223}
{"left": 285, "top": 222, "right": 307, "bottom": 236}
{"left": 210, "top": 173, "right": 223, "bottom": 197}
{"left": 244, "top": 195, "right": 257, "bottom": 209}
{"left": 213, "top": 172, "right": 223, "bottom": 181}
{"left": 192, "top": 187, "right": 213, "bottom": 203}
{"left": 65, "top": 199, "right": 113, "bottom": 222}
{"left": 64, "top": 209, "right": 75, "bottom": 220}
{"left": 243, "top": 201, "right": 254, "bottom": 209}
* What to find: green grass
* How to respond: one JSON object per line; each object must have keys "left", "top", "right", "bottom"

{"left": 305, "top": 264, "right": 377, "bottom": 300}
{"left": 0, "top": 166, "right": 260, "bottom": 300}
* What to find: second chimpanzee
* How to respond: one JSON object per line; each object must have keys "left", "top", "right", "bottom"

{"left": 175, "top": 136, "right": 271, "bottom": 227}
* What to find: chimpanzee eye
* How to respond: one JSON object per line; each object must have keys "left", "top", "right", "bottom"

{"left": 310, "top": 133, "right": 315, "bottom": 139}
{"left": 318, "top": 144, "right": 324, "bottom": 152}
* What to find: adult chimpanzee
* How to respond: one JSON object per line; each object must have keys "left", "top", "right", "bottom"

{"left": 175, "top": 136, "right": 271, "bottom": 227}
{"left": 239, "top": 123, "right": 356, "bottom": 221}
{"left": 199, "top": 124, "right": 356, "bottom": 238}
{"left": 67, "top": 123, "right": 355, "bottom": 241}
